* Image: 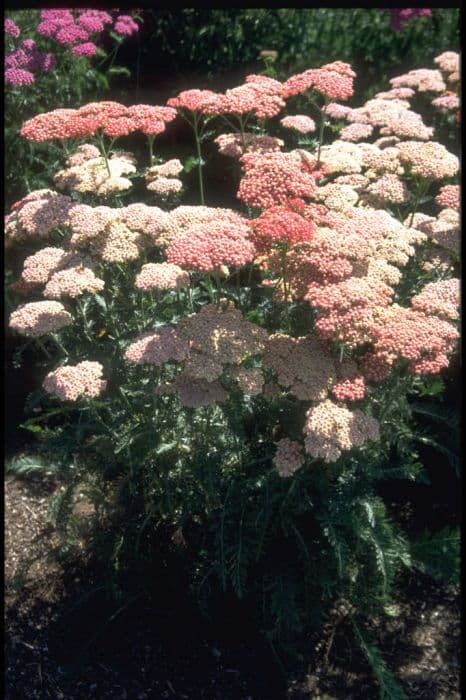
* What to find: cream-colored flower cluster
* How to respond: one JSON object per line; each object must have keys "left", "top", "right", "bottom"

{"left": 263, "top": 334, "right": 337, "bottom": 401}
{"left": 54, "top": 149, "right": 136, "bottom": 195}
{"left": 303, "top": 399, "right": 380, "bottom": 463}
{"left": 43, "top": 361, "right": 106, "bottom": 401}
{"left": 274, "top": 438, "right": 305, "bottom": 477}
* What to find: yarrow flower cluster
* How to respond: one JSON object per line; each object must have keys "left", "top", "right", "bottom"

{"left": 238, "top": 150, "right": 319, "bottom": 209}
{"left": 274, "top": 438, "right": 305, "bottom": 477}
{"left": 9, "top": 301, "right": 73, "bottom": 337}
{"left": 43, "top": 361, "right": 106, "bottom": 401}
{"left": 303, "top": 399, "right": 380, "bottom": 463}
{"left": 165, "top": 222, "right": 255, "bottom": 272}
{"left": 135, "top": 263, "right": 190, "bottom": 291}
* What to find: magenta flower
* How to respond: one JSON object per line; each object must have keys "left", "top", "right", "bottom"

{"left": 5, "top": 67, "right": 35, "bottom": 86}
{"left": 114, "top": 15, "right": 139, "bottom": 36}
{"left": 72, "top": 42, "right": 98, "bottom": 57}
{"left": 4, "top": 18, "right": 20, "bottom": 38}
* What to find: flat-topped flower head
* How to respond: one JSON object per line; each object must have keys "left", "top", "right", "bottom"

{"left": 125, "top": 327, "right": 189, "bottom": 365}
{"left": 397, "top": 141, "right": 459, "bottom": 179}
{"left": 238, "top": 150, "right": 319, "bottom": 209}
{"left": 250, "top": 203, "right": 316, "bottom": 251}
{"left": 165, "top": 221, "right": 255, "bottom": 272}
{"left": 9, "top": 301, "right": 73, "bottom": 337}
{"left": 303, "top": 399, "right": 380, "bottom": 462}
{"left": 43, "top": 266, "right": 105, "bottom": 299}
{"left": 280, "top": 115, "right": 316, "bottom": 134}
{"left": 167, "top": 89, "right": 220, "bottom": 113}
{"left": 263, "top": 334, "right": 337, "bottom": 401}
{"left": 435, "top": 185, "right": 459, "bottom": 211}
{"left": 389, "top": 68, "right": 446, "bottom": 93}
{"left": 43, "top": 361, "right": 106, "bottom": 401}
{"left": 135, "top": 263, "right": 190, "bottom": 291}
{"left": 410, "top": 279, "right": 460, "bottom": 321}
{"left": 274, "top": 438, "right": 305, "bottom": 477}
{"left": 283, "top": 62, "right": 355, "bottom": 101}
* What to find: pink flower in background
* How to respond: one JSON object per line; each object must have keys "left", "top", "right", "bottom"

{"left": 388, "top": 9, "right": 432, "bottom": 32}
{"left": 77, "top": 10, "right": 113, "bottom": 34}
{"left": 55, "top": 24, "right": 89, "bottom": 45}
{"left": 5, "top": 19, "right": 20, "bottom": 37}
{"left": 5, "top": 67, "right": 35, "bottom": 86}
{"left": 114, "top": 15, "right": 139, "bottom": 36}
{"left": 72, "top": 42, "right": 98, "bottom": 57}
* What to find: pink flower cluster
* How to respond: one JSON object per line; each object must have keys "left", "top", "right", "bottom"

{"left": 166, "top": 222, "right": 255, "bottom": 272}
{"left": 20, "top": 101, "right": 176, "bottom": 142}
{"left": 283, "top": 61, "right": 355, "bottom": 101}
{"left": 280, "top": 115, "right": 316, "bottom": 134}
{"left": 372, "top": 306, "right": 459, "bottom": 374}
{"left": 43, "top": 361, "right": 106, "bottom": 401}
{"left": 387, "top": 9, "right": 432, "bottom": 31}
{"left": 36, "top": 9, "right": 138, "bottom": 47}
{"left": 135, "top": 263, "right": 190, "bottom": 291}
{"left": 435, "top": 185, "right": 459, "bottom": 211}
{"left": 238, "top": 150, "right": 320, "bottom": 209}
{"left": 250, "top": 203, "right": 316, "bottom": 251}
{"left": 5, "top": 37, "right": 55, "bottom": 86}
{"left": 125, "top": 327, "right": 189, "bottom": 366}
{"left": 9, "top": 300, "right": 73, "bottom": 337}
{"left": 410, "top": 279, "right": 460, "bottom": 321}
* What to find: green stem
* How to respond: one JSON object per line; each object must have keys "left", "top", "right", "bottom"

{"left": 147, "top": 134, "right": 155, "bottom": 167}
{"left": 409, "top": 178, "right": 431, "bottom": 227}
{"left": 97, "top": 130, "right": 111, "bottom": 176}
{"left": 193, "top": 113, "right": 205, "bottom": 205}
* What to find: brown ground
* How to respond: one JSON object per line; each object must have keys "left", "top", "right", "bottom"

{"left": 5, "top": 473, "right": 461, "bottom": 700}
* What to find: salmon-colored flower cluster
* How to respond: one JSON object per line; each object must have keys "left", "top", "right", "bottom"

{"left": 410, "top": 279, "right": 460, "bottom": 321}
{"left": 435, "top": 185, "right": 459, "bottom": 211}
{"left": 372, "top": 306, "right": 459, "bottom": 375}
{"left": 124, "top": 327, "right": 189, "bottom": 366}
{"left": 283, "top": 61, "right": 355, "bottom": 101}
{"left": 21, "top": 101, "right": 177, "bottom": 142}
{"left": 165, "top": 221, "right": 255, "bottom": 272}
{"left": 280, "top": 115, "right": 316, "bottom": 134}
{"left": 238, "top": 150, "right": 319, "bottom": 209}
{"left": 249, "top": 203, "right": 316, "bottom": 251}
{"left": 43, "top": 361, "right": 106, "bottom": 401}
{"left": 214, "top": 133, "right": 284, "bottom": 158}
{"left": 44, "top": 266, "right": 104, "bottom": 299}
{"left": 396, "top": 141, "right": 459, "bottom": 179}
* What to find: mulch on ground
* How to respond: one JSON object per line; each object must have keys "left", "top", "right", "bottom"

{"left": 5, "top": 473, "right": 460, "bottom": 699}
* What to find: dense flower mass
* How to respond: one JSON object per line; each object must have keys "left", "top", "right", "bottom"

{"left": 280, "top": 115, "right": 316, "bottom": 134}
{"left": 396, "top": 141, "right": 459, "bottom": 179}
{"left": 165, "top": 222, "right": 255, "bottom": 271}
{"left": 135, "top": 263, "right": 190, "bottom": 291}
{"left": 283, "top": 62, "right": 355, "bottom": 100}
{"left": 238, "top": 150, "right": 319, "bottom": 209}
{"left": 250, "top": 204, "right": 316, "bottom": 251}
{"left": 263, "top": 334, "right": 337, "bottom": 401}
{"left": 372, "top": 306, "right": 459, "bottom": 374}
{"left": 435, "top": 185, "right": 459, "bottom": 210}
{"left": 43, "top": 361, "right": 106, "bottom": 401}
{"left": 303, "top": 399, "right": 380, "bottom": 463}
{"left": 274, "top": 438, "right": 305, "bottom": 477}
{"left": 43, "top": 266, "right": 104, "bottom": 299}
{"left": 9, "top": 301, "right": 73, "bottom": 337}
{"left": 125, "top": 327, "right": 189, "bottom": 366}
{"left": 410, "top": 279, "right": 460, "bottom": 321}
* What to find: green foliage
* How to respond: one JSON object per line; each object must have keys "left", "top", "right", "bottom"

{"left": 410, "top": 527, "right": 460, "bottom": 585}
{"left": 352, "top": 620, "right": 408, "bottom": 700}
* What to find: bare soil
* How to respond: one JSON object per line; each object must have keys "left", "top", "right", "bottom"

{"left": 5, "top": 473, "right": 461, "bottom": 699}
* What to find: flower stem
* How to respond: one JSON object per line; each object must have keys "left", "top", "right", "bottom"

{"left": 193, "top": 113, "right": 205, "bottom": 205}
{"left": 97, "top": 130, "right": 111, "bottom": 176}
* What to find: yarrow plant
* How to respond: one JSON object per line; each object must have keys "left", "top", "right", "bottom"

{"left": 6, "top": 50, "right": 460, "bottom": 688}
